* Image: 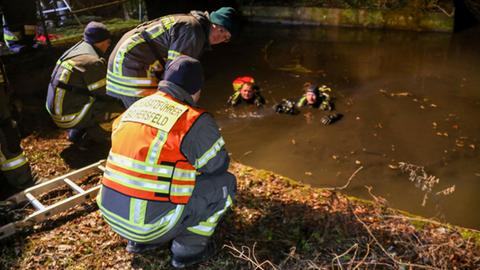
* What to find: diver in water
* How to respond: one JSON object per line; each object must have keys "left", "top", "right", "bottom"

{"left": 227, "top": 76, "right": 265, "bottom": 107}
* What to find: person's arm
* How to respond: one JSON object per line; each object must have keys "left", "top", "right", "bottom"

{"left": 167, "top": 23, "right": 206, "bottom": 64}
{"left": 82, "top": 57, "right": 108, "bottom": 97}
{"left": 227, "top": 92, "right": 241, "bottom": 107}
{"left": 296, "top": 96, "right": 306, "bottom": 108}
{"left": 181, "top": 113, "right": 229, "bottom": 176}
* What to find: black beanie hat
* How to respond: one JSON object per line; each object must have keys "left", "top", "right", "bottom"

{"left": 210, "top": 7, "right": 238, "bottom": 37}
{"left": 306, "top": 84, "right": 320, "bottom": 95}
{"left": 83, "top": 21, "right": 111, "bottom": 44}
{"left": 164, "top": 56, "right": 204, "bottom": 95}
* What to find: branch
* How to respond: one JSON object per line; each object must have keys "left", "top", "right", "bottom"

{"left": 433, "top": 4, "right": 454, "bottom": 17}
{"left": 224, "top": 242, "right": 278, "bottom": 270}
{"left": 324, "top": 166, "right": 363, "bottom": 191}
{"left": 351, "top": 209, "right": 437, "bottom": 269}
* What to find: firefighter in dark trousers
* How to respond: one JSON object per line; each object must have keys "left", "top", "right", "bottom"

{"left": 46, "top": 22, "right": 124, "bottom": 148}
{"left": 0, "top": 59, "right": 39, "bottom": 190}
{"left": 97, "top": 56, "right": 236, "bottom": 268}
{"left": 106, "top": 7, "right": 238, "bottom": 108}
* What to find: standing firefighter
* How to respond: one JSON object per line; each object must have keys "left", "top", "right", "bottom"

{"left": 97, "top": 56, "right": 236, "bottom": 268}
{"left": 106, "top": 7, "right": 237, "bottom": 108}
{"left": 0, "top": 59, "right": 39, "bottom": 190}
{"left": 46, "top": 22, "right": 123, "bottom": 149}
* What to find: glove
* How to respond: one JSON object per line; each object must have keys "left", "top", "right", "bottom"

{"left": 321, "top": 113, "right": 343, "bottom": 125}
{"left": 319, "top": 100, "right": 332, "bottom": 111}
{"left": 254, "top": 98, "right": 263, "bottom": 107}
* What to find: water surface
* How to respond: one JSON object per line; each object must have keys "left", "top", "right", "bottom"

{"left": 200, "top": 23, "right": 480, "bottom": 229}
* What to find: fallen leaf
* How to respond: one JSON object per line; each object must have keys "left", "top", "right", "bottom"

{"left": 391, "top": 92, "right": 411, "bottom": 97}
{"left": 57, "top": 245, "right": 72, "bottom": 251}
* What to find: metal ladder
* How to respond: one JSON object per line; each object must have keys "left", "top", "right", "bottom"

{"left": 0, "top": 160, "right": 105, "bottom": 240}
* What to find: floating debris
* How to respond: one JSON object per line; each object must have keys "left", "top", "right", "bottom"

{"left": 436, "top": 185, "right": 455, "bottom": 196}
{"left": 388, "top": 164, "right": 398, "bottom": 169}
{"left": 455, "top": 139, "right": 465, "bottom": 148}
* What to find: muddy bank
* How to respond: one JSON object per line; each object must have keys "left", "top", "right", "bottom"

{"left": 1, "top": 87, "right": 479, "bottom": 268}
{"left": 1, "top": 151, "right": 479, "bottom": 269}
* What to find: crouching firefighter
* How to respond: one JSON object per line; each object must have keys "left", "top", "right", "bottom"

{"left": 0, "top": 59, "right": 41, "bottom": 193}
{"left": 45, "top": 22, "right": 124, "bottom": 149}
{"left": 97, "top": 56, "right": 236, "bottom": 268}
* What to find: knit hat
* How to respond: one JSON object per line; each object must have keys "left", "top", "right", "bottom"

{"left": 306, "top": 84, "right": 320, "bottom": 95}
{"left": 210, "top": 7, "right": 238, "bottom": 37}
{"left": 83, "top": 21, "right": 111, "bottom": 44}
{"left": 164, "top": 55, "right": 204, "bottom": 95}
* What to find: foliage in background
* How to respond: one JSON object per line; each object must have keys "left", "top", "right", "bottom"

{"left": 237, "top": 0, "right": 454, "bottom": 11}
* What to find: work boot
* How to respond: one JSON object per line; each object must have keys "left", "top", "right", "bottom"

{"left": 125, "top": 240, "right": 166, "bottom": 254}
{"left": 170, "top": 240, "right": 215, "bottom": 268}
{"left": 11, "top": 171, "right": 46, "bottom": 190}
{"left": 67, "top": 128, "right": 89, "bottom": 151}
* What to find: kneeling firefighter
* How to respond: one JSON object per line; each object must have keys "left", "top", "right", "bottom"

{"left": 97, "top": 55, "right": 236, "bottom": 268}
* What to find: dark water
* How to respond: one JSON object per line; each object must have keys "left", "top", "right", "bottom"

{"left": 200, "top": 23, "right": 480, "bottom": 229}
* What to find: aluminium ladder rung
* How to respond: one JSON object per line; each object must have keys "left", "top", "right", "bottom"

{"left": 25, "top": 192, "right": 45, "bottom": 211}
{"left": 0, "top": 159, "right": 106, "bottom": 240}
{"left": 64, "top": 178, "right": 85, "bottom": 194}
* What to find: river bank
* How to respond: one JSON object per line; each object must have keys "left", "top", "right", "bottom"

{"left": 0, "top": 128, "right": 479, "bottom": 268}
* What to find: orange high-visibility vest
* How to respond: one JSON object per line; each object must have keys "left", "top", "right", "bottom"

{"left": 102, "top": 92, "right": 204, "bottom": 204}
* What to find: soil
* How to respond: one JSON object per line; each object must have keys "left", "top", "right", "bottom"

{"left": 0, "top": 96, "right": 479, "bottom": 269}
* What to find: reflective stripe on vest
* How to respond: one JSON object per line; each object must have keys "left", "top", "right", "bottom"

{"left": 97, "top": 191, "right": 185, "bottom": 243}
{"left": 0, "top": 152, "right": 28, "bottom": 171}
{"left": 106, "top": 67, "right": 157, "bottom": 98}
{"left": 112, "top": 16, "right": 175, "bottom": 75}
{"left": 194, "top": 137, "right": 225, "bottom": 169}
{"left": 102, "top": 92, "right": 204, "bottom": 204}
{"left": 46, "top": 59, "right": 95, "bottom": 128}
{"left": 46, "top": 95, "right": 95, "bottom": 129}
{"left": 167, "top": 50, "right": 180, "bottom": 61}
{"left": 87, "top": 78, "right": 106, "bottom": 91}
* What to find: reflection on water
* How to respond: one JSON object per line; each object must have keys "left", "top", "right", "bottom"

{"left": 200, "top": 23, "right": 480, "bottom": 229}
